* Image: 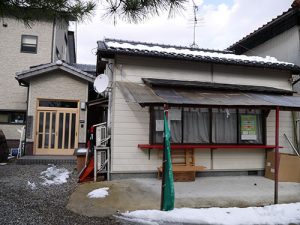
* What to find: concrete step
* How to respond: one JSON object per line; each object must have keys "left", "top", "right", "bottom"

{"left": 16, "top": 155, "right": 76, "bottom": 165}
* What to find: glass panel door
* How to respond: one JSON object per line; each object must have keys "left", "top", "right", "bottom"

{"left": 37, "top": 111, "right": 56, "bottom": 150}
{"left": 36, "top": 109, "right": 78, "bottom": 155}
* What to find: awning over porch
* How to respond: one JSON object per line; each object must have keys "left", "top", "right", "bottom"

{"left": 116, "top": 80, "right": 300, "bottom": 110}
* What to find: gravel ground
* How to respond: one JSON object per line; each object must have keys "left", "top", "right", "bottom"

{"left": 0, "top": 162, "right": 124, "bottom": 225}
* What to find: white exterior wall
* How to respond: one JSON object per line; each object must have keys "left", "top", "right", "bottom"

{"left": 245, "top": 26, "right": 300, "bottom": 66}
{"left": 110, "top": 55, "right": 293, "bottom": 173}
{"left": 28, "top": 71, "right": 88, "bottom": 145}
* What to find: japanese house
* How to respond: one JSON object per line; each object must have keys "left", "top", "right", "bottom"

{"left": 96, "top": 38, "right": 300, "bottom": 179}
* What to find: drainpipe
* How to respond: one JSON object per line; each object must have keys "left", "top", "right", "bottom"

{"left": 22, "top": 84, "right": 29, "bottom": 156}
{"left": 274, "top": 106, "right": 280, "bottom": 204}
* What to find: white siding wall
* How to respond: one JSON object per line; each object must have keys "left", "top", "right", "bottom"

{"left": 28, "top": 71, "right": 88, "bottom": 145}
{"left": 110, "top": 56, "right": 293, "bottom": 173}
{"left": 245, "top": 26, "right": 300, "bottom": 66}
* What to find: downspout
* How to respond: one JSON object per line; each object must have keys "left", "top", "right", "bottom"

{"left": 274, "top": 106, "right": 280, "bottom": 204}
{"left": 23, "top": 85, "right": 30, "bottom": 156}
{"left": 51, "top": 18, "right": 56, "bottom": 62}
{"left": 292, "top": 111, "right": 299, "bottom": 150}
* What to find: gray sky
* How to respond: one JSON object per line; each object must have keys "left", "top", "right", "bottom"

{"left": 75, "top": 0, "right": 293, "bottom": 65}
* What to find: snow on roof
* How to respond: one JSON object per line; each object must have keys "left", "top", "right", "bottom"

{"left": 106, "top": 40, "right": 293, "bottom": 66}
{"left": 97, "top": 39, "right": 300, "bottom": 73}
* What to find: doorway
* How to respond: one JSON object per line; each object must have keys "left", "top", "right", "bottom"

{"left": 35, "top": 100, "right": 79, "bottom": 155}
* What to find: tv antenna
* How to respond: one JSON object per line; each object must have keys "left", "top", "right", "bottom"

{"left": 189, "top": 0, "right": 203, "bottom": 48}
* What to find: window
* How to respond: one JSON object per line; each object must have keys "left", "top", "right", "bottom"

{"left": 21, "top": 35, "right": 38, "bottom": 53}
{"left": 39, "top": 100, "right": 78, "bottom": 108}
{"left": 212, "top": 108, "right": 237, "bottom": 143}
{"left": 0, "top": 111, "right": 26, "bottom": 124}
{"left": 151, "top": 107, "right": 264, "bottom": 145}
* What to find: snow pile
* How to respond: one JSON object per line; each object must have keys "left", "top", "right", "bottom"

{"left": 87, "top": 187, "right": 109, "bottom": 198}
{"left": 27, "top": 181, "right": 37, "bottom": 190}
{"left": 40, "top": 165, "right": 70, "bottom": 186}
{"left": 107, "top": 41, "right": 294, "bottom": 66}
{"left": 121, "top": 203, "right": 300, "bottom": 225}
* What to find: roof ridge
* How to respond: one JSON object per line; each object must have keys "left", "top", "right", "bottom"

{"left": 104, "top": 38, "right": 233, "bottom": 54}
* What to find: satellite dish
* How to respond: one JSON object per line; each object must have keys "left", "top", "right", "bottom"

{"left": 93, "top": 74, "right": 109, "bottom": 94}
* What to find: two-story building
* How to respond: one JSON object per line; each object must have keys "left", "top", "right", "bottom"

{"left": 0, "top": 16, "right": 96, "bottom": 156}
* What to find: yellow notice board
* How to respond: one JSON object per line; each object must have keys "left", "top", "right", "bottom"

{"left": 241, "top": 115, "right": 257, "bottom": 140}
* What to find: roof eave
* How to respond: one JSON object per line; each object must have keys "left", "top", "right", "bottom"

{"left": 97, "top": 48, "right": 300, "bottom": 74}
{"left": 16, "top": 64, "right": 95, "bottom": 84}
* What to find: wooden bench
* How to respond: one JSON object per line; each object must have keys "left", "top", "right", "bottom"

{"left": 157, "top": 165, "right": 206, "bottom": 182}
{"left": 157, "top": 149, "right": 206, "bottom": 182}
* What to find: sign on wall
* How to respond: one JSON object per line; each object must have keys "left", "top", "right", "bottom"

{"left": 240, "top": 115, "right": 257, "bottom": 140}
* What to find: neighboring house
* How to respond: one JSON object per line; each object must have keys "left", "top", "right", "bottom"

{"left": 227, "top": 0, "right": 300, "bottom": 147}
{"left": 227, "top": 1, "right": 300, "bottom": 67}
{"left": 15, "top": 62, "right": 95, "bottom": 155}
{"left": 0, "top": 15, "right": 96, "bottom": 155}
{"left": 96, "top": 38, "right": 300, "bottom": 179}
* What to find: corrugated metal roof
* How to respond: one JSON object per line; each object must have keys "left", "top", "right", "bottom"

{"left": 97, "top": 38, "right": 300, "bottom": 73}
{"left": 142, "top": 78, "right": 293, "bottom": 95}
{"left": 116, "top": 81, "right": 300, "bottom": 110}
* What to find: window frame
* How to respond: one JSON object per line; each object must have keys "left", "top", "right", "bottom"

{"left": 150, "top": 106, "right": 266, "bottom": 145}
{"left": 20, "top": 35, "right": 38, "bottom": 54}
{"left": 0, "top": 111, "right": 26, "bottom": 125}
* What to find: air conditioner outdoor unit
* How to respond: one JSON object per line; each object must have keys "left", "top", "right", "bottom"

{"left": 96, "top": 125, "right": 107, "bottom": 147}
{"left": 96, "top": 150, "right": 107, "bottom": 171}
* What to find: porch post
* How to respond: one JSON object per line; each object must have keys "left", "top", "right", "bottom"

{"left": 274, "top": 106, "right": 279, "bottom": 204}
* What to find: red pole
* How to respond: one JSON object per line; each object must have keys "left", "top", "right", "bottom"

{"left": 274, "top": 106, "right": 279, "bottom": 204}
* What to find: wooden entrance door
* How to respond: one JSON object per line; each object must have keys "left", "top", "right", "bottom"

{"left": 35, "top": 109, "right": 78, "bottom": 155}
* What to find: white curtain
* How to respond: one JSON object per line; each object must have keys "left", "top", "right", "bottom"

{"left": 212, "top": 108, "right": 237, "bottom": 143}
{"left": 183, "top": 108, "right": 210, "bottom": 143}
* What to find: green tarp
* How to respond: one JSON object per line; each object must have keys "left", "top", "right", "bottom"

{"left": 161, "top": 110, "right": 175, "bottom": 211}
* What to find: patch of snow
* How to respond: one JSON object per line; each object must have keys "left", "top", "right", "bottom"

{"left": 107, "top": 41, "right": 294, "bottom": 66}
{"left": 56, "top": 60, "right": 63, "bottom": 65}
{"left": 77, "top": 148, "right": 88, "bottom": 154}
{"left": 27, "top": 181, "right": 37, "bottom": 190}
{"left": 40, "top": 165, "right": 70, "bottom": 186}
{"left": 121, "top": 203, "right": 300, "bottom": 225}
{"left": 87, "top": 187, "right": 109, "bottom": 198}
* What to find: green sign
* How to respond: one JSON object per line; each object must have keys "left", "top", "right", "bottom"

{"left": 241, "top": 115, "right": 257, "bottom": 140}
